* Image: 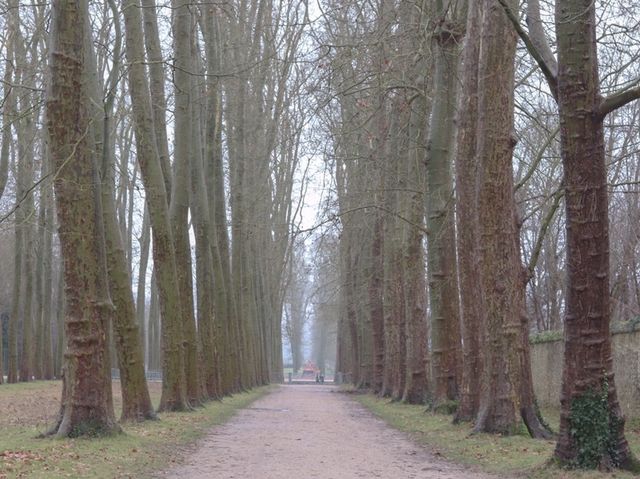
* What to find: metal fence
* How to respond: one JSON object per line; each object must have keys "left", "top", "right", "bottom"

{"left": 111, "top": 369, "right": 163, "bottom": 381}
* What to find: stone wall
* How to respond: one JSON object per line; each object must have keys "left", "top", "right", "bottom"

{"left": 531, "top": 328, "right": 640, "bottom": 418}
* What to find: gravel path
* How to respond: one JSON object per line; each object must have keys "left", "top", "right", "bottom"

{"left": 159, "top": 384, "right": 499, "bottom": 479}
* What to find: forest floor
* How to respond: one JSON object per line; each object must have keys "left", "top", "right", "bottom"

{"left": 158, "top": 384, "right": 497, "bottom": 479}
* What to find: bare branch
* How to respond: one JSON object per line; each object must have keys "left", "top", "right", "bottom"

{"left": 525, "top": 0, "right": 558, "bottom": 78}
{"left": 527, "top": 188, "right": 564, "bottom": 279}
{"left": 293, "top": 204, "right": 429, "bottom": 238}
{"left": 515, "top": 125, "right": 560, "bottom": 192}
{"left": 496, "top": 0, "right": 558, "bottom": 100}
{"left": 599, "top": 83, "right": 640, "bottom": 117}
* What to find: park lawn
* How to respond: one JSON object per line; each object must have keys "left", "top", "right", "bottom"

{"left": 355, "top": 392, "right": 640, "bottom": 479}
{"left": 0, "top": 381, "right": 270, "bottom": 478}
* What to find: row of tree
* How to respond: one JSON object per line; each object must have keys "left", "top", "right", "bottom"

{"left": 313, "top": 0, "right": 640, "bottom": 470}
{"left": 0, "top": 0, "right": 309, "bottom": 437}
{"left": 1, "top": 0, "right": 640, "bottom": 470}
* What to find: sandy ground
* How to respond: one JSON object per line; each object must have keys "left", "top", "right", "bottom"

{"left": 159, "top": 385, "right": 500, "bottom": 479}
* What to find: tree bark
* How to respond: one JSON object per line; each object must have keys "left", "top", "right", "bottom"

{"left": 425, "top": 1, "right": 464, "bottom": 406}
{"left": 454, "top": 0, "right": 483, "bottom": 423}
{"left": 552, "top": 0, "right": 637, "bottom": 468}
{"left": 96, "top": 0, "right": 155, "bottom": 421}
{"left": 41, "top": 169, "right": 55, "bottom": 380}
{"left": 121, "top": 0, "right": 188, "bottom": 411}
{"left": 140, "top": 0, "right": 172, "bottom": 196}
{"left": 201, "top": 3, "right": 240, "bottom": 394}
{"left": 15, "top": 21, "right": 36, "bottom": 382}
{"left": 473, "top": 0, "right": 550, "bottom": 439}
{"left": 170, "top": 0, "right": 200, "bottom": 406}
{"left": 189, "top": 41, "right": 220, "bottom": 400}
{"left": 46, "top": 0, "right": 119, "bottom": 437}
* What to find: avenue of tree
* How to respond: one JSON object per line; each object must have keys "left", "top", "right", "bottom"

{"left": 0, "top": 0, "right": 640, "bottom": 471}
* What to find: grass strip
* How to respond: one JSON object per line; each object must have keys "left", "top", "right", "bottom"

{"left": 0, "top": 386, "right": 271, "bottom": 478}
{"left": 354, "top": 392, "right": 640, "bottom": 479}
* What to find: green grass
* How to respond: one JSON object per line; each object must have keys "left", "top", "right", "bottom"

{"left": 0, "top": 385, "right": 271, "bottom": 478}
{"left": 354, "top": 393, "right": 640, "bottom": 479}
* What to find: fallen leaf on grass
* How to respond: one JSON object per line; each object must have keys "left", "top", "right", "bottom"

{"left": 0, "top": 450, "right": 45, "bottom": 462}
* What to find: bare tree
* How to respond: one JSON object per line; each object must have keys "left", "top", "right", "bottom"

{"left": 425, "top": 0, "right": 463, "bottom": 407}
{"left": 46, "top": 0, "right": 119, "bottom": 437}
{"left": 121, "top": 0, "right": 188, "bottom": 411}
{"left": 499, "top": 0, "right": 640, "bottom": 468}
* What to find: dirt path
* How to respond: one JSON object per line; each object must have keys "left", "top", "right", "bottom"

{"left": 158, "top": 385, "right": 499, "bottom": 479}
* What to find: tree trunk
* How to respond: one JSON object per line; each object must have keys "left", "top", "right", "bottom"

{"left": 201, "top": 3, "right": 239, "bottom": 394}
{"left": 7, "top": 5, "right": 22, "bottom": 382}
{"left": 403, "top": 94, "right": 429, "bottom": 405}
{"left": 46, "top": 0, "right": 119, "bottom": 437}
{"left": 34, "top": 164, "right": 47, "bottom": 380}
{"left": 553, "top": 0, "right": 636, "bottom": 468}
{"left": 122, "top": 0, "right": 188, "bottom": 412}
{"left": 454, "top": 0, "right": 483, "bottom": 423}
{"left": 473, "top": 0, "right": 550, "bottom": 439}
{"left": 170, "top": 0, "right": 200, "bottom": 407}
{"left": 136, "top": 208, "right": 150, "bottom": 367}
{"left": 54, "top": 260, "right": 65, "bottom": 377}
{"left": 380, "top": 104, "right": 407, "bottom": 399}
{"left": 16, "top": 29, "right": 36, "bottom": 382}
{"left": 140, "top": 0, "right": 172, "bottom": 196}
{"left": 41, "top": 172, "right": 55, "bottom": 380}
{"left": 96, "top": 0, "right": 155, "bottom": 420}
{"left": 0, "top": 24, "right": 12, "bottom": 201}
{"left": 425, "top": 2, "right": 463, "bottom": 406}
{"left": 8, "top": 194, "right": 22, "bottom": 384}
{"left": 189, "top": 43, "right": 220, "bottom": 399}
{"left": 368, "top": 211, "right": 385, "bottom": 393}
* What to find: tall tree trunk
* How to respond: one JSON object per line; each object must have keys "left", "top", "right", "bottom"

{"left": 368, "top": 211, "right": 385, "bottom": 393}
{"left": 7, "top": 4, "right": 22, "bottom": 382}
{"left": 122, "top": 0, "right": 187, "bottom": 411}
{"left": 454, "top": 0, "right": 483, "bottom": 423}
{"left": 97, "top": 0, "right": 155, "bottom": 421}
{"left": 401, "top": 2, "right": 430, "bottom": 404}
{"left": 136, "top": 208, "right": 150, "bottom": 367}
{"left": 170, "top": 0, "right": 200, "bottom": 406}
{"left": 402, "top": 93, "right": 429, "bottom": 405}
{"left": 46, "top": 0, "right": 119, "bottom": 437}
{"left": 380, "top": 104, "right": 407, "bottom": 399}
{"left": 552, "top": 0, "right": 637, "bottom": 468}
{"left": 8, "top": 196, "right": 22, "bottom": 384}
{"left": 34, "top": 166, "right": 47, "bottom": 380}
{"left": 41, "top": 171, "right": 55, "bottom": 380}
{"left": 140, "top": 0, "right": 172, "bottom": 196}
{"left": 201, "top": 4, "right": 239, "bottom": 394}
{"left": 189, "top": 40, "right": 220, "bottom": 399}
{"left": 473, "top": 0, "right": 549, "bottom": 439}
{"left": 16, "top": 32, "right": 36, "bottom": 382}
{"left": 425, "top": 1, "right": 463, "bottom": 406}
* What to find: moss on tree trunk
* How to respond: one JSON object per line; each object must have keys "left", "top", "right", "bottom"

{"left": 46, "top": 0, "right": 120, "bottom": 438}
